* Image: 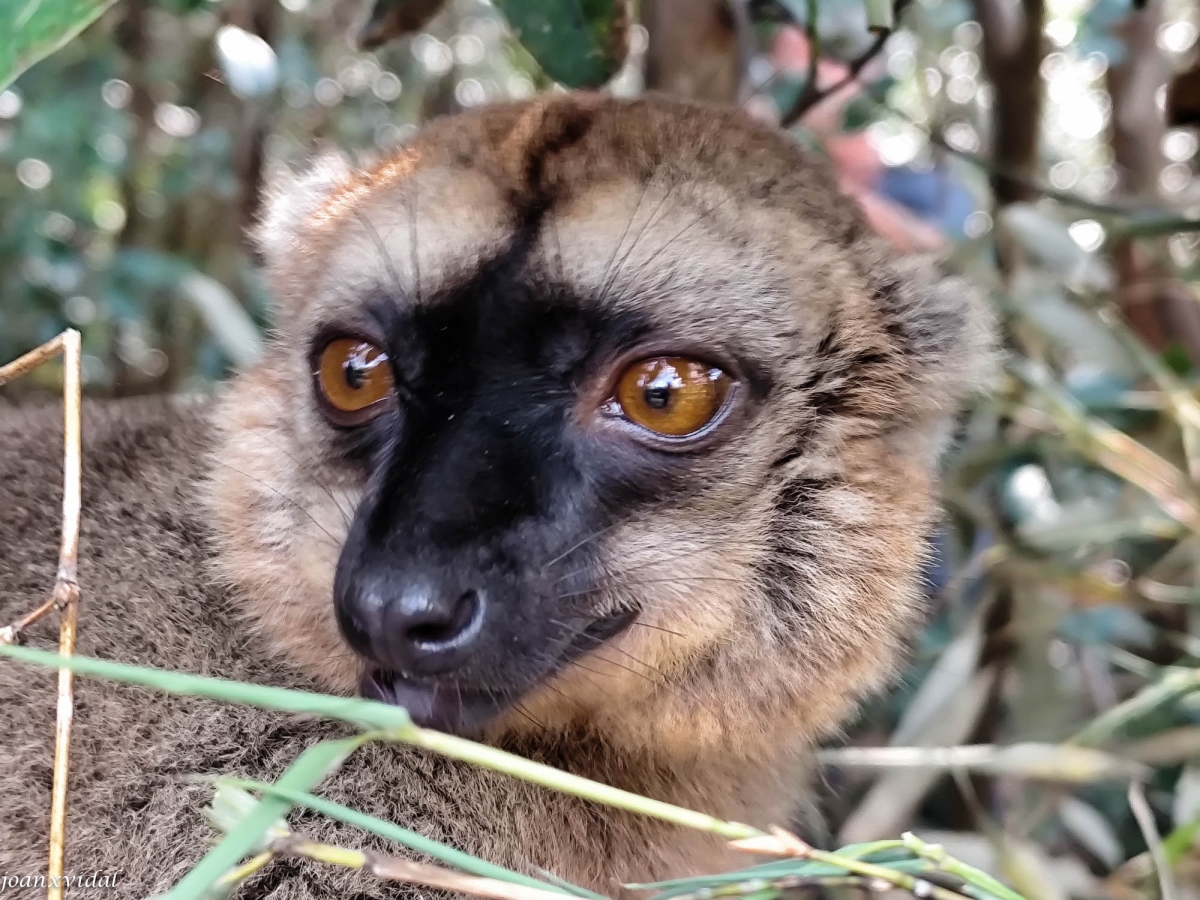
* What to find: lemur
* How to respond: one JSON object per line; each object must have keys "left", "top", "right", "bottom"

{"left": 0, "top": 93, "right": 993, "bottom": 898}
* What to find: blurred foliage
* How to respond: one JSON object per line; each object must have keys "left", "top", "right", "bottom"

{"left": 0, "top": 0, "right": 621, "bottom": 394}
{"left": 13, "top": 0, "right": 1200, "bottom": 896}
{"left": 490, "top": 0, "right": 630, "bottom": 87}
{"left": 0, "top": 0, "right": 119, "bottom": 92}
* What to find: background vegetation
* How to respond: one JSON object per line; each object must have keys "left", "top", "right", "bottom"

{"left": 10, "top": 0, "right": 1200, "bottom": 896}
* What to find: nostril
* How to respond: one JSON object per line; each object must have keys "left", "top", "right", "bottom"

{"left": 406, "top": 588, "right": 482, "bottom": 649}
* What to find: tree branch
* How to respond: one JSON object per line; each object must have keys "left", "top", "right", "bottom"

{"left": 780, "top": 22, "right": 891, "bottom": 127}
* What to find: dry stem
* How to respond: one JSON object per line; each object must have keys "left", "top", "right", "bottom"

{"left": 0, "top": 331, "right": 84, "bottom": 900}
{"left": 270, "top": 834, "right": 575, "bottom": 900}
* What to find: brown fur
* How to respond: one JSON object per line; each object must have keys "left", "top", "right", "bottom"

{"left": 0, "top": 94, "right": 994, "bottom": 898}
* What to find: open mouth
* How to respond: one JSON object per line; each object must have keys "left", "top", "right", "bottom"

{"left": 359, "top": 608, "right": 638, "bottom": 734}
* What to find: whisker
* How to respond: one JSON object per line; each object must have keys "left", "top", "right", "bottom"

{"left": 549, "top": 620, "right": 665, "bottom": 677}
{"left": 630, "top": 621, "right": 685, "bottom": 638}
{"left": 569, "top": 661, "right": 620, "bottom": 680}
{"left": 584, "top": 651, "right": 657, "bottom": 684}
{"left": 542, "top": 521, "right": 622, "bottom": 571}
{"left": 598, "top": 179, "right": 682, "bottom": 300}
{"left": 209, "top": 459, "right": 342, "bottom": 548}
{"left": 554, "top": 574, "right": 744, "bottom": 602}
{"left": 247, "top": 430, "right": 356, "bottom": 528}
{"left": 529, "top": 675, "right": 574, "bottom": 704}
{"left": 407, "top": 180, "right": 422, "bottom": 306}
{"left": 353, "top": 207, "right": 406, "bottom": 304}
{"left": 597, "top": 171, "right": 661, "bottom": 298}
{"left": 512, "top": 699, "right": 547, "bottom": 732}
{"left": 602, "top": 90, "right": 761, "bottom": 298}
{"left": 553, "top": 538, "right": 764, "bottom": 586}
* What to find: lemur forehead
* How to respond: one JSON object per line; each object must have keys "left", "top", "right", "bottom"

{"left": 303, "top": 170, "right": 795, "bottom": 364}
{"left": 304, "top": 149, "right": 421, "bottom": 232}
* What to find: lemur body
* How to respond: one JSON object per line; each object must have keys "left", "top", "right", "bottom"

{"left": 0, "top": 94, "right": 992, "bottom": 898}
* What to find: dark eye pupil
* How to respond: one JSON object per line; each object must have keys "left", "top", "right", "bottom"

{"left": 644, "top": 386, "right": 671, "bottom": 409}
{"left": 344, "top": 361, "right": 366, "bottom": 389}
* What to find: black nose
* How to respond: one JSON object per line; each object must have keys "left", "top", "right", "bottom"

{"left": 336, "top": 575, "right": 487, "bottom": 676}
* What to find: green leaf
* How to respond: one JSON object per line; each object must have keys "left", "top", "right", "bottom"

{"left": 168, "top": 735, "right": 376, "bottom": 900}
{"left": 494, "top": 0, "right": 629, "bottom": 88}
{"left": 902, "top": 833, "right": 1031, "bottom": 900}
{"left": 1162, "top": 812, "right": 1200, "bottom": 865}
{"left": 0, "top": 0, "right": 120, "bottom": 91}
{"left": 357, "top": 0, "right": 447, "bottom": 50}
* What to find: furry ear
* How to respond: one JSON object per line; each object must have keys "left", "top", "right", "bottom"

{"left": 866, "top": 244, "right": 999, "bottom": 416}
{"left": 254, "top": 152, "right": 353, "bottom": 266}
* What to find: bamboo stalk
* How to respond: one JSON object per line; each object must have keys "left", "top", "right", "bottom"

{"left": 0, "top": 331, "right": 84, "bottom": 900}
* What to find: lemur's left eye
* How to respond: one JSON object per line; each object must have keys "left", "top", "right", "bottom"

{"left": 609, "top": 357, "right": 732, "bottom": 438}
{"left": 315, "top": 338, "right": 394, "bottom": 424}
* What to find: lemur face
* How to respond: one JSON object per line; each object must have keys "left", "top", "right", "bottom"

{"left": 208, "top": 95, "right": 993, "bottom": 750}
{"left": 313, "top": 259, "right": 761, "bottom": 733}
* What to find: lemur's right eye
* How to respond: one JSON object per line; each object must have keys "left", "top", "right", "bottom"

{"left": 609, "top": 357, "right": 732, "bottom": 438}
{"left": 315, "top": 338, "right": 394, "bottom": 424}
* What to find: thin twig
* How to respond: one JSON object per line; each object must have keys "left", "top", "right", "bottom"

{"left": 780, "top": 16, "right": 892, "bottom": 127}
{"left": 0, "top": 331, "right": 84, "bottom": 900}
{"left": 1128, "top": 781, "right": 1176, "bottom": 900}
{"left": 0, "top": 643, "right": 1032, "bottom": 900}
{"left": 882, "top": 101, "right": 1163, "bottom": 217}
{"left": 49, "top": 330, "right": 82, "bottom": 900}
{"left": 0, "top": 333, "right": 67, "bottom": 385}
{"left": 0, "top": 333, "right": 79, "bottom": 648}
{"left": 0, "top": 595, "right": 61, "bottom": 646}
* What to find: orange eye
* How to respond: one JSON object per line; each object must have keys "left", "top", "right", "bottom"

{"left": 315, "top": 338, "right": 394, "bottom": 422}
{"left": 611, "top": 357, "right": 732, "bottom": 438}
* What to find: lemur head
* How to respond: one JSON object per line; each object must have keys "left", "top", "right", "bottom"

{"left": 208, "top": 94, "right": 993, "bottom": 757}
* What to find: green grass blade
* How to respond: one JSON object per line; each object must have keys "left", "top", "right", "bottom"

{"left": 166, "top": 735, "right": 377, "bottom": 900}
{"left": 0, "top": 644, "right": 413, "bottom": 730}
{"left": 406, "top": 729, "right": 761, "bottom": 841}
{"left": 903, "top": 833, "right": 1025, "bottom": 900}
{"left": 834, "top": 839, "right": 909, "bottom": 859}
{"left": 629, "top": 856, "right": 931, "bottom": 898}
{"left": 1, "top": 645, "right": 760, "bottom": 841}
{"left": 217, "top": 776, "right": 604, "bottom": 900}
